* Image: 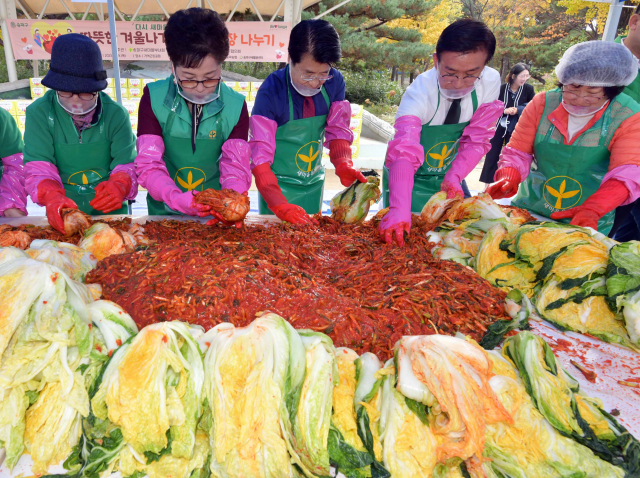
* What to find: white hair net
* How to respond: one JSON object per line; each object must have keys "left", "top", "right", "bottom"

{"left": 555, "top": 41, "right": 639, "bottom": 87}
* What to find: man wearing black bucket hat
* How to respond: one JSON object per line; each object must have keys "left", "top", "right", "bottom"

{"left": 23, "top": 34, "right": 137, "bottom": 233}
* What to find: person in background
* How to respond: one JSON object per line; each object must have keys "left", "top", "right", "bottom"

{"left": 0, "top": 107, "right": 26, "bottom": 217}
{"left": 609, "top": 4, "right": 640, "bottom": 241}
{"left": 487, "top": 41, "right": 640, "bottom": 234}
{"left": 249, "top": 19, "right": 364, "bottom": 225}
{"left": 380, "top": 19, "right": 503, "bottom": 246}
{"left": 480, "top": 63, "right": 535, "bottom": 184}
{"left": 135, "top": 8, "right": 250, "bottom": 226}
{"left": 23, "top": 34, "right": 137, "bottom": 233}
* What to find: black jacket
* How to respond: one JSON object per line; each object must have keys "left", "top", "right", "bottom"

{"left": 497, "top": 82, "right": 535, "bottom": 134}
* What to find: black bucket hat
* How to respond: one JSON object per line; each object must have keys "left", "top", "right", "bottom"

{"left": 42, "top": 34, "right": 108, "bottom": 93}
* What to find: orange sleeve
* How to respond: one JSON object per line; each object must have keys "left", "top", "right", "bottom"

{"left": 505, "top": 92, "right": 547, "bottom": 155}
{"left": 608, "top": 111, "right": 640, "bottom": 170}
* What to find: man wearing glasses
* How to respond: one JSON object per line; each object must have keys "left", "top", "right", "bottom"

{"left": 249, "top": 19, "right": 365, "bottom": 224}
{"left": 135, "top": 8, "right": 250, "bottom": 224}
{"left": 487, "top": 41, "right": 640, "bottom": 234}
{"left": 380, "top": 19, "right": 503, "bottom": 246}
{"left": 23, "top": 34, "right": 137, "bottom": 232}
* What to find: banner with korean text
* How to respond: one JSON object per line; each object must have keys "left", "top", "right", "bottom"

{"left": 7, "top": 19, "right": 290, "bottom": 62}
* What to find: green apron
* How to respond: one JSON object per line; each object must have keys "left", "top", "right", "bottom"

{"left": 146, "top": 80, "right": 229, "bottom": 216}
{"left": 512, "top": 90, "right": 640, "bottom": 234}
{"left": 258, "top": 69, "right": 330, "bottom": 215}
{"left": 383, "top": 90, "right": 478, "bottom": 212}
{"left": 53, "top": 100, "right": 127, "bottom": 215}
{"left": 616, "top": 36, "right": 640, "bottom": 103}
{"left": 55, "top": 140, "right": 127, "bottom": 215}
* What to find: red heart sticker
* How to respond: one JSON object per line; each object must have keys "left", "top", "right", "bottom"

{"left": 279, "top": 42, "right": 285, "bottom": 48}
{"left": 21, "top": 37, "right": 27, "bottom": 43}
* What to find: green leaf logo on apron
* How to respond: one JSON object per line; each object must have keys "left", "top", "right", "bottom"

{"left": 295, "top": 141, "right": 321, "bottom": 174}
{"left": 174, "top": 167, "right": 206, "bottom": 192}
{"left": 543, "top": 176, "right": 582, "bottom": 210}
{"left": 425, "top": 140, "right": 459, "bottom": 170}
{"left": 68, "top": 170, "right": 103, "bottom": 186}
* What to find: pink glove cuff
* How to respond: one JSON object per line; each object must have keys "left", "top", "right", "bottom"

{"left": 135, "top": 134, "right": 197, "bottom": 214}
{"left": 0, "top": 153, "right": 27, "bottom": 215}
{"left": 602, "top": 165, "right": 640, "bottom": 205}
{"left": 24, "top": 160, "right": 63, "bottom": 206}
{"left": 444, "top": 100, "right": 504, "bottom": 186}
{"left": 388, "top": 159, "right": 415, "bottom": 212}
{"left": 497, "top": 146, "right": 534, "bottom": 181}
{"left": 111, "top": 163, "right": 138, "bottom": 200}
{"left": 220, "top": 139, "right": 251, "bottom": 194}
{"left": 249, "top": 115, "right": 277, "bottom": 170}
{"left": 324, "top": 100, "right": 354, "bottom": 147}
{"left": 385, "top": 115, "right": 424, "bottom": 173}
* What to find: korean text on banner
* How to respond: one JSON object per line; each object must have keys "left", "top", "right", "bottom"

{"left": 7, "top": 20, "right": 290, "bottom": 62}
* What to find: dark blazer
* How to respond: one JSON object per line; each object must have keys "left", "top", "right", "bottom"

{"left": 497, "top": 82, "right": 535, "bottom": 134}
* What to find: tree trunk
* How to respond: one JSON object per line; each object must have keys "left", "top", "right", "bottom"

{"left": 400, "top": 69, "right": 405, "bottom": 87}
{"left": 500, "top": 56, "right": 511, "bottom": 83}
{"left": 390, "top": 66, "right": 397, "bottom": 81}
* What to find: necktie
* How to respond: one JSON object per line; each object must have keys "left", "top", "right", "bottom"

{"left": 444, "top": 98, "right": 461, "bottom": 125}
{"left": 303, "top": 96, "right": 315, "bottom": 119}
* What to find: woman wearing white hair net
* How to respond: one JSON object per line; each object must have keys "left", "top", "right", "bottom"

{"left": 487, "top": 41, "right": 640, "bottom": 234}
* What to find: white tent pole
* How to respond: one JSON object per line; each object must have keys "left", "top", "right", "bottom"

{"left": 270, "top": 0, "right": 285, "bottom": 21}
{"left": 314, "top": 0, "right": 351, "bottom": 19}
{"left": 131, "top": 0, "right": 147, "bottom": 22}
{"left": 602, "top": 0, "right": 624, "bottom": 41}
{"left": 113, "top": 2, "right": 126, "bottom": 21}
{"left": 107, "top": 0, "right": 122, "bottom": 104}
{"left": 37, "top": 0, "right": 51, "bottom": 18}
{"left": 226, "top": 0, "right": 242, "bottom": 21}
{"left": 1, "top": 0, "right": 18, "bottom": 82}
{"left": 81, "top": 2, "right": 92, "bottom": 20}
{"left": 15, "top": 0, "right": 31, "bottom": 18}
{"left": 247, "top": 0, "right": 264, "bottom": 21}
{"left": 58, "top": 0, "right": 75, "bottom": 19}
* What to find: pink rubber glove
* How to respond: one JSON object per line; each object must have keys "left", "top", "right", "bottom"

{"left": 443, "top": 100, "right": 504, "bottom": 186}
{"left": 385, "top": 115, "right": 424, "bottom": 171}
{"left": 441, "top": 180, "right": 464, "bottom": 199}
{"left": 323, "top": 100, "right": 354, "bottom": 147}
{"left": 24, "top": 160, "right": 64, "bottom": 206}
{"left": 496, "top": 146, "right": 534, "bottom": 182}
{"left": 0, "top": 153, "right": 27, "bottom": 216}
{"left": 220, "top": 139, "right": 252, "bottom": 193}
{"left": 379, "top": 160, "right": 414, "bottom": 247}
{"left": 249, "top": 115, "right": 277, "bottom": 169}
{"left": 135, "top": 134, "right": 202, "bottom": 216}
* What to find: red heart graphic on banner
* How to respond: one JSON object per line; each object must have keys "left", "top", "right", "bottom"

{"left": 21, "top": 37, "right": 27, "bottom": 43}
{"left": 279, "top": 42, "right": 285, "bottom": 47}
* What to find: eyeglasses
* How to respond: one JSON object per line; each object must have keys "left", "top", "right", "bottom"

{"left": 562, "top": 87, "right": 604, "bottom": 103}
{"left": 57, "top": 91, "right": 97, "bottom": 101}
{"left": 439, "top": 71, "right": 482, "bottom": 86}
{"left": 177, "top": 77, "right": 221, "bottom": 89}
{"left": 300, "top": 74, "right": 333, "bottom": 82}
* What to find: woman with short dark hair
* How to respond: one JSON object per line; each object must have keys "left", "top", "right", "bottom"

{"left": 135, "top": 8, "right": 250, "bottom": 224}
{"left": 480, "top": 63, "right": 535, "bottom": 184}
{"left": 249, "top": 19, "right": 365, "bottom": 224}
